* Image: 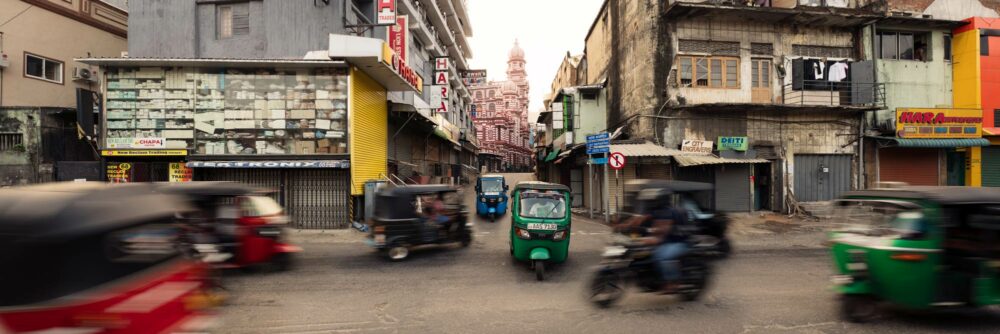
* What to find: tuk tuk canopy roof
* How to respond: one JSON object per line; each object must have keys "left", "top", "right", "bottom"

{"left": 0, "top": 182, "right": 192, "bottom": 240}
{"left": 381, "top": 184, "right": 458, "bottom": 196}
{"left": 843, "top": 187, "right": 1000, "bottom": 205}
{"left": 514, "top": 181, "right": 571, "bottom": 193}
{"left": 481, "top": 174, "right": 506, "bottom": 180}
{"left": 155, "top": 181, "right": 265, "bottom": 197}
{"left": 625, "top": 179, "right": 714, "bottom": 193}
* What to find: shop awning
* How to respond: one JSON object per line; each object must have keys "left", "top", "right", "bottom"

{"left": 673, "top": 155, "right": 769, "bottom": 167}
{"left": 869, "top": 136, "right": 991, "bottom": 148}
{"left": 609, "top": 142, "right": 692, "bottom": 157}
{"left": 543, "top": 151, "right": 560, "bottom": 162}
{"left": 983, "top": 128, "right": 1000, "bottom": 136}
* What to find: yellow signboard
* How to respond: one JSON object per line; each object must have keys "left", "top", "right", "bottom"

{"left": 101, "top": 150, "right": 188, "bottom": 157}
{"left": 169, "top": 163, "right": 193, "bottom": 182}
{"left": 895, "top": 108, "right": 983, "bottom": 139}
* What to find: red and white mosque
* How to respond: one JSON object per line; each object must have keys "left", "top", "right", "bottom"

{"left": 470, "top": 40, "right": 533, "bottom": 171}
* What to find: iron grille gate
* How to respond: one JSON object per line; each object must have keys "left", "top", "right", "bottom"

{"left": 195, "top": 168, "right": 349, "bottom": 229}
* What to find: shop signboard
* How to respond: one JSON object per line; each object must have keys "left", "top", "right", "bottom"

{"left": 681, "top": 139, "right": 714, "bottom": 154}
{"left": 717, "top": 136, "right": 748, "bottom": 151}
{"left": 896, "top": 108, "right": 982, "bottom": 139}
{"left": 106, "top": 162, "right": 132, "bottom": 183}
{"left": 387, "top": 15, "right": 408, "bottom": 62}
{"left": 376, "top": 0, "right": 397, "bottom": 25}
{"left": 186, "top": 160, "right": 351, "bottom": 168}
{"left": 101, "top": 149, "right": 187, "bottom": 157}
{"left": 461, "top": 70, "right": 487, "bottom": 86}
{"left": 169, "top": 163, "right": 193, "bottom": 182}
{"left": 433, "top": 71, "right": 449, "bottom": 86}
{"left": 381, "top": 43, "right": 424, "bottom": 93}
{"left": 106, "top": 137, "right": 166, "bottom": 149}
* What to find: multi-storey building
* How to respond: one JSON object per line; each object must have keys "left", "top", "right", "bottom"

{"left": 470, "top": 41, "right": 532, "bottom": 171}
{"left": 79, "top": 0, "right": 476, "bottom": 228}
{"left": 0, "top": 0, "right": 128, "bottom": 186}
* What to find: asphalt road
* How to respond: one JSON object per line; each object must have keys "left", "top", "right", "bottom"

{"left": 216, "top": 173, "right": 1000, "bottom": 333}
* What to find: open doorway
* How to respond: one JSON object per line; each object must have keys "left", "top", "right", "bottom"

{"left": 753, "top": 163, "right": 772, "bottom": 211}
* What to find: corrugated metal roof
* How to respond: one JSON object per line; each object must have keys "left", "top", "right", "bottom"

{"left": 609, "top": 142, "right": 693, "bottom": 157}
{"left": 674, "top": 155, "right": 770, "bottom": 167}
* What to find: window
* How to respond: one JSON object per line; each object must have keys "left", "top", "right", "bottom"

{"left": 218, "top": 3, "right": 250, "bottom": 39}
{"left": 24, "top": 53, "right": 63, "bottom": 84}
{"left": 751, "top": 59, "right": 771, "bottom": 88}
{"left": 0, "top": 133, "right": 23, "bottom": 151}
{"left": 489, "top": 103, "right": 495, "bottom": 112}
{"left": 476, "top": 91, "right": 482, "bottom": 99}
{"left": 877, "top": 31, "right": 929, "bottom": 61}
{"left": 489, "top": 90, "right": 495, "bottom": 98}
{"left": 677, "top": 56, "right": 739, "bottom": 88}
{"left": 944, "top": 34, "right": 953, "bottom": 61}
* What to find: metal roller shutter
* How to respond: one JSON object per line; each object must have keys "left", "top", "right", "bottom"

{"left": 715, "top": 164, "right": 750, "bottom": 212}
{"left": 983, "top": 147, "right": 1000, "bottom": 187}
{"left": 878, "top": 148, "right": 939, "bottom": 186}
{"left": 287, "top": 169, "right": 350, "bottom": 229}
{"left": 794, "top": 154, "right": 853, "bottom": 202}
{"left": 638, "top": 164, "right": 671, "bottom": 180}
{"left": 349, "top": 67, "right": 388, "bottom": 195}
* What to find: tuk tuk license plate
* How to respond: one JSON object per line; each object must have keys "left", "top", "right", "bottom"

{"left": 527, "top": 223, "right": 558, "bottom": 231}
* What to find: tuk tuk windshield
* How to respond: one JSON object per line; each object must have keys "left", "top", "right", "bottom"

{"left": 519, "top": 190, "right": 566, "bottom": 219}
{"left": 481, "top": 179, "right": 504, "bottom": 194}
{"left": 835, "top": 201, "right": 928, "bottom": 239}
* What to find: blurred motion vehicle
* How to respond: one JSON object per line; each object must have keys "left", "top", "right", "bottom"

{"left": 622, "top": 180, "right": 732, "bottom": 257}
{"left": 0, "top": 182, "right": 221, "bottom": 333}
{"left": 830, "top": 187, "right": 1000, "bottom": 322}
{"left": 157, "top": 182, "right": 300, "bottom": 272}
{"left": 589, "top": 186, "right": 715, "bottom": 307}
{"left": 367, "top": 185, "right": 472, "bottom": 261}
{"left": 509, "top": 181, "right": 571, "bottom": 281}
{"left": 475, "top": 174, "right": 509, "bottom": 222}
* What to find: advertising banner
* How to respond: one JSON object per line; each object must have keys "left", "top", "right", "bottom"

{"left": 681, "top": 140, "right": 714, "bottom": 154}
{"left": 896, "top": 108, "right": 982, "bottom": 139}
{"left": 168, "top": 163, "right": 193, "bottom": 182}
{"left": 106, "top": 162, "right": 132, "bottom": 183}
{"left": 717, "top": 136, "right": 748, "bottom": 151}
{"left": 460, "top": 70, "right": 487, "bottom": 86}
{"left": 387, "top": 15, "right": 407, "bottom": 62}
{"left": 376, "top": 0, "right": 397, "bottom": 25}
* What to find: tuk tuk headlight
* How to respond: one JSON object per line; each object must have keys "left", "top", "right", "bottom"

{"left": 552, "top": 230, "right": 567, "bottom": 241}
{"left": 515, "top": 227, "right": 531, "bottom": 239}
{"left": 499, "top": 197, "right": 506, "bottom": 202}
{"left": 481, "top": 197, "right": 487, "bottom": 203}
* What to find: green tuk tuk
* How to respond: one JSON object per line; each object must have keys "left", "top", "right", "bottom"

{"left": 509, "top": 181, "right": 571, "bottom": 281}
{"left": 829, "top": 186, "right": 1000, "bottom": 322}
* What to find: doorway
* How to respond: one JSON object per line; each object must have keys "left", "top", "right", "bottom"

{"left": 753, "top": 163, "right": 772, "bottom": 211}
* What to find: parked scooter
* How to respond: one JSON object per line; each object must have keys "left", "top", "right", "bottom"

{"left": 589, "top": 234, "right": 716, "bottom": 307}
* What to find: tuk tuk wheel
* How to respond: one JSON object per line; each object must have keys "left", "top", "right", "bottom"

{"left": 840, "top": 294, "right": 877, "bottom": 323}
{"left": 534, "top": 261, "right": 545, "bottom": 281}
{"left": 272, "top": 253, "right": 293, "bottom": 272}
{"left": 386, "top": 246, "right": 410, "bottom": 261}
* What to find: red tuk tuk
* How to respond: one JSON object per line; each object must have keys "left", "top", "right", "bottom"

{"left": 157, "top": 182, "right": 301, "bottom": 271}
{"left": 0, "top": 182, "right": 222, "bottom": 333}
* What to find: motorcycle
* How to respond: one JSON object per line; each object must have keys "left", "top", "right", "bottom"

{"left": 589, "top": 234, "right": 716, "bottom": 307}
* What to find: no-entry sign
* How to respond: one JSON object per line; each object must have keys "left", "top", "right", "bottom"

{"left": 609, "top": 152, "right": 626, "bottom": 170}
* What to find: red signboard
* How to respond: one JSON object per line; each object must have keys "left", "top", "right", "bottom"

{"left": 388, "top": 15, "right": 407, "bottom": 63}
{"left": 376, "top": 0, "right": 397, "bottom": 25}
{"left": 609, "top": 152, "right": 626, "bottom": 170}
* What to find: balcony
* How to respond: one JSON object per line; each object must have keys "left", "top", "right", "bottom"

{"left": 782, "top": 80, "right": 885, "bottom": 108}
{"left": 663, "top": 0, "right": 885, "bottom": 28}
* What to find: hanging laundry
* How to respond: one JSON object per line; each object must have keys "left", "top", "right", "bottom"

{"left": 827, "top": 62, "right": 849, "bottom": 82}
{"left": 813, "top": 61, "right": 826, "bottom": 81}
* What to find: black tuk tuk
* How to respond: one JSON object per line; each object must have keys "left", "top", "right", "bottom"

{"left": 367, "top": 185, "right": 473, "bottom": 261}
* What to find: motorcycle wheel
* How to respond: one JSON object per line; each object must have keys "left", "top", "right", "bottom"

{"left": 589, "top": 271, "right": 625, "bottom": 308}
{"left": 680, "top": 265, "right": 709, "bottom": 302}
{"left": 271, "top": 253, "right": 293, "bottom": 272}
{"left": 534, "top": 261, "right": 545, "bottom": 281}
{"left": 840, "top": 294, "right": 878, "bottom": 323}
{"left": 718, "top": 238, "right": 732, "bottom": 258}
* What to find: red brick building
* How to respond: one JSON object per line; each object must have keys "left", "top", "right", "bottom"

{"left": 471, "top": 41, "right": 533, "bottom": 171}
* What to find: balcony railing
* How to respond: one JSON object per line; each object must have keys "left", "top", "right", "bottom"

{"left": 782, "top": 80, "right": 885, "bottom": 108}
{"left": 666, "top": 0, "right": 879, "bottom": 10}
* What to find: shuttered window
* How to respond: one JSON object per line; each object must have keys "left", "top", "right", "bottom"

{"left": 677, "top": 56, "right": 739, "bottom": 88}
{"left": 218, "top": 3, "right": 250, "bottom": 39}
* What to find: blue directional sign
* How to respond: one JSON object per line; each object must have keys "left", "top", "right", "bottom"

{"left": 587, "top": 146, "right": 610, "bottom": 155}
{"left": 587, "top": 139, "right": 610, "bottom": 147}
{"left": 590, "top": 157, "right": 608, "bottom": 165}
{"left": 586, "top": 133, "right": 609, "bottom": 142}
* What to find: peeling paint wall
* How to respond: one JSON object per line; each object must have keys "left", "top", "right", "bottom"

{"left": 0, "top": 109, "right": 41, "bottom": 186}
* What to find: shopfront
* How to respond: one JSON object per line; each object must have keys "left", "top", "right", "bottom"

{"left": 873, "top": 108, "right": 989, "bottom": 186}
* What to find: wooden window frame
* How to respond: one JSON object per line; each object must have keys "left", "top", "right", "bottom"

{"left": 23, "top": 52, "right": 64, "bottom": 85}
{"left": 676, "top": 55, "right": 740, "bottom": 89}
{"left": 751, "top": 58, "right": 772, "bottom": 88}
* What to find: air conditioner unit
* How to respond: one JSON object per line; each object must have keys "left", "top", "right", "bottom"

{"left": 0, "top": 53, "right": 9, "bottom": 68}
{"left": 73, "top": 67, "right": 97, "bottom": 82}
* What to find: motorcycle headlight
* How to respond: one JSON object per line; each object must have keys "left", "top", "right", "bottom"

{"left": 552, "top": 230, "right": 567, "bottom": 241}
{"left": 515, "top": 227, "right": 531, "bottom": 239}
{"left": 602, "top": 245, "right": 627, "bottom": 257}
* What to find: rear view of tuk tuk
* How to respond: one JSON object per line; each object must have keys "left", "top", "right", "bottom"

{"left": 476, "top": 175, "right": 509, "bottom": 222}
{"left": 829, "top": 187, "right": 1000, "bottom": 322}
{"left": 368, "top": 185, "right": 473, "bottom": 261}
{"left": 510, "top": 181, "right": 571, "bottom": 281}
{"left": 0, "top": 182, "right": 222, "bottom": 333}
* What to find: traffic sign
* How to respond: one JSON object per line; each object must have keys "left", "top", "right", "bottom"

{"left": 609, "top": 152, "right": 626, "bottom": 170}
{"left": 590, "top": 157, "right": 608, "bottom": 165}
{"left": 586, "top": 146, "right": 610, "bottom": 155}
{"left": 586, "top": 133, "right": 609, "bottom": 141}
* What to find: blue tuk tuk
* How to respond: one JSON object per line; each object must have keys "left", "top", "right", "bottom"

{"left": 476, "top": 174, "right": 508, "bottom": 222}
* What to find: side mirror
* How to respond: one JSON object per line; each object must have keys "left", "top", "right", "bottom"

{"left": 504, "top": 185, "right": 509, "bottom": 191}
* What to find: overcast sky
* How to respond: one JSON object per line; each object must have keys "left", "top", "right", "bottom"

{"left": 466, "top": 0, "right": 605, "bottom": 122}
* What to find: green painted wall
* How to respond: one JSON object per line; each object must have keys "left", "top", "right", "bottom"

{"left": 872, "top": 29, "right": 954, "bottom": 127}
{"left": 571, "top": 89, "right": 609, "bottom": 144}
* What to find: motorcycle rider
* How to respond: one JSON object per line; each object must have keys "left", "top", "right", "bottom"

{"left": 613, "top": 189, "right": 691, "bottom": 293}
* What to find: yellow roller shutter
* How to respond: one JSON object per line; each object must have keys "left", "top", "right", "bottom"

{"left": 349, "top": 67, "right": 388, "bottom": 195}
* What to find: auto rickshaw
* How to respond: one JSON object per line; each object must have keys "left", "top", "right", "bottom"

{"left": 510, "top": 181, "right": 571, "bottom": 281}
{"left": 0, "top": 182, "right": 222, "bottom": 333}
{"left": 476, "top": 174, "right": 509, "bottom": 222}
{"left": 368, "top": 184, "right": 473, "bottom": 261}
{"left": 157, "top": 181, "right": 301, "bottom": 271}
{"left": 623, "top": 180, "right": 732, "bottom": 257}
{"left": 829, "top": 186, "right": 1000, "bottom": 322}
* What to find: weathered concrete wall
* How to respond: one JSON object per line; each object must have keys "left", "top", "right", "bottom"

{"left": 888, "top": 0, "right": 1000, "bottom": 21}
{"left": 614, "top": 0, "right": 661, "bottom": 140}
{"left": 873, "top": 29, "right": 954, "bottom": 130}
{"left": 0, "top": 109, "right": 42, "bottom": 186}
{"left": 585, "top": 1, "right": 612, "bottom": 85}
{"left": 747, "top": 110, "right": 859, "bottom": 155}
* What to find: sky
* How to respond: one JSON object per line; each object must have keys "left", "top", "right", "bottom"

{"left": 466, "top": 0, "right": 606, "bottom": 122}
